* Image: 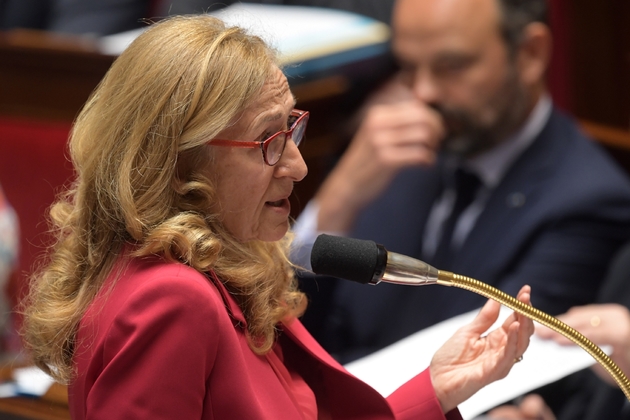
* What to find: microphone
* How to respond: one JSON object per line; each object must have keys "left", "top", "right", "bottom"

{"left": 309, "top": 234, "right": 630, "bottom": 399}
{"left": 310, "top": 234, "right": 441, "bottom": 286}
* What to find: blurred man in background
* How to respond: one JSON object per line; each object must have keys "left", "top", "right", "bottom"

{"left": 294, "top": 0, "right": 630, "bottom": 366}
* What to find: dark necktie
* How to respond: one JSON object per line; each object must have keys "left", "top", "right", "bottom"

{"left": 431, "top": 168, "right": 482, "bottom": 270}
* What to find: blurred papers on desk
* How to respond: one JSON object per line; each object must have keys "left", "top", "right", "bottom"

{"left": 344, "top": 306, "right": 612, "bottom": 419}
{"left": 99, "top": 4, "right": 391, "bottom": 80}
{"left": 0, "top": 366, "right": 54, "bottom": 398}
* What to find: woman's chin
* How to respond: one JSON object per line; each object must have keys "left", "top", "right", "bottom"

{"left": 256, "top": 222, "right": 290, "bottom": 242}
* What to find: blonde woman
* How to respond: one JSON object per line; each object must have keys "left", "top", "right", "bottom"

{"left": 23, "top": 15, "right": 533, "bottom": 420}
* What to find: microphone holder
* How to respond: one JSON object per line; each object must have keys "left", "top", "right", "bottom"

{"left": 309, "top": 234, "right": 630, "bottom": 399}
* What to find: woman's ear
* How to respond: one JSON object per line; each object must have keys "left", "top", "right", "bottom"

{"left": 516, "top": 22, "right": 553, "bottom": 86}
{"left": 175, "top": 149, "right": 194, "bottom": 184}
{"left": 175, "top": 147, "right": 209, "bottom": 188}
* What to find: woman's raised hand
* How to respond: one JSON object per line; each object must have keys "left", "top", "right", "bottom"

{"left": 429, "top": 285, "right": 534, "bottom": 413}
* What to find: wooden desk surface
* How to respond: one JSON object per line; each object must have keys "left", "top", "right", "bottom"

{"left": 0, "top": 364, "right": 68, "bottom": 420}
{"left": 0, "top": 396, "right": 69, "bottom": 420}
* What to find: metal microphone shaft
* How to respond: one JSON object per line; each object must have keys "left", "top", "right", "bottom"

{"left": 380, "top": 251, "right": 439, "bottom": 285}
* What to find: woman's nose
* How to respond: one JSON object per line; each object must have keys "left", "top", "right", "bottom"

{"left": 276, "top": 139, "right": 308, "bottom": 181}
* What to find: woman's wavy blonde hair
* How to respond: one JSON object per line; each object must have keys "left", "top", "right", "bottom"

{"left": 21, "top": 15, "right": 306, "bottom": 384}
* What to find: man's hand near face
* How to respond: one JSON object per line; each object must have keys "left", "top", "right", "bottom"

{"left": 314, "top": 76, "right": 445, "bottom": 233}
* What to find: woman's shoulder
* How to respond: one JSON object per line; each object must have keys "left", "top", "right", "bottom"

{"left": 98, "top": 256, "right": 228, "bottom": 322}
{"left": 123, "top": 256, "right": 216, "bottom": 294}
{"left": 74, "top": 256, "right": 239, "bottom": 407}
{"left": 79, "top": 256, "right": 238, "bottom": 357}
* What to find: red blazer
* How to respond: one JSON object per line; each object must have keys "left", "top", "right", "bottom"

{"left": 69, "top": 255, "right": 462, "bottom": 420}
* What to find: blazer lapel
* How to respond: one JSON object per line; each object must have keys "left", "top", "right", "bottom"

{"left": 282, "top": 318, "right": 347, "bottom": 372}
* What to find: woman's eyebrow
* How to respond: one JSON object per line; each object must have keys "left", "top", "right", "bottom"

{"left": 262, "top": 112, "right": 283, "bottom": 123}
{"left": 260, "top": 96, "right": 296, "bottom": 123}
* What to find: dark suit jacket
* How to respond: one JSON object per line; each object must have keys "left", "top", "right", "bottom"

{"left": 304, "top": 107, "right": 630, "bottom": 363}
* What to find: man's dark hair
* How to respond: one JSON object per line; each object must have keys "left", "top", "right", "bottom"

{"left": 498, "top": 0, "right": 549, "bottom": 53}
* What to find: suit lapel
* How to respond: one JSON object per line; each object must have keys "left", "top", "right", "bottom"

{"left": 455, "top": 111, "right": 561, "bottom": 279}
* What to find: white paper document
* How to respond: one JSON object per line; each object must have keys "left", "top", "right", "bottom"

{"left": 344, "top": 307, "right": 612, "bottom": 419}
{"left": 13, "top": 366, "right": 55, "bottom": 397}
{"left": 0, "top": 365, "right": 56, "bottom": 399}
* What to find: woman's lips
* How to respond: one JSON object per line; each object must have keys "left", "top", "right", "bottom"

{"left": 266, "top": 198, "right": 291, "bottom": 213}
{"left": 267, "top": 199, "right": 284, "bottom": 207}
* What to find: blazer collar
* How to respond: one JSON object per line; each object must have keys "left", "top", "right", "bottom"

{"left": 207, "top": 269, "right": 349, "bottom": 375}
{"left": 281, "top": 317, "right": 346, "bottom": 372}
{"left": 207, "top": 270, "right": 248, "bottom": 328}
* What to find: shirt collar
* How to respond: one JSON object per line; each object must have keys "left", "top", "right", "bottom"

{"left": 457, "top": 94, "right": 552, "bottom": 188}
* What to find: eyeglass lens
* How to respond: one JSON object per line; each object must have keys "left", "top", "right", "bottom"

{"left": 265, "top": 113, "right": 306, "bottom": 165}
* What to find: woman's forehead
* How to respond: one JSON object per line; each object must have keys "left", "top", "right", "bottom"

{"left": 254, "top": 68, "right": 294, "bottom": 108}
{"left": 219, "top": 70, "right": 294, "bottom": 138}
{"left": 239, "top": 70, "right": 295, "bottom": 123}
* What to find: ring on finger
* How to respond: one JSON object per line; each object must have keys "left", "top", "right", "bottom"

{"left": 590, "top": 316, "right": 601, "bottom": 327}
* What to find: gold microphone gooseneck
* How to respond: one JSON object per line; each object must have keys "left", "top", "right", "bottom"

{"left": 437, "top": 270, "right": 630, "bottom": 401}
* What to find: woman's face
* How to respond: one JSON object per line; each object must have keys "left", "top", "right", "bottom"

{"left": 208, "top": 67, "right": 308, "bottom": 242}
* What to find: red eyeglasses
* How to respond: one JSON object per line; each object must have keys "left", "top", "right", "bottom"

{"left": 210, "top": 109, "right": 309, "bottom": 166}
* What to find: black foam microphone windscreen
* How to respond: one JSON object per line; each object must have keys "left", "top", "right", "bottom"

{"left": 310, "top": 234, "right": 387, "bottom": 284}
